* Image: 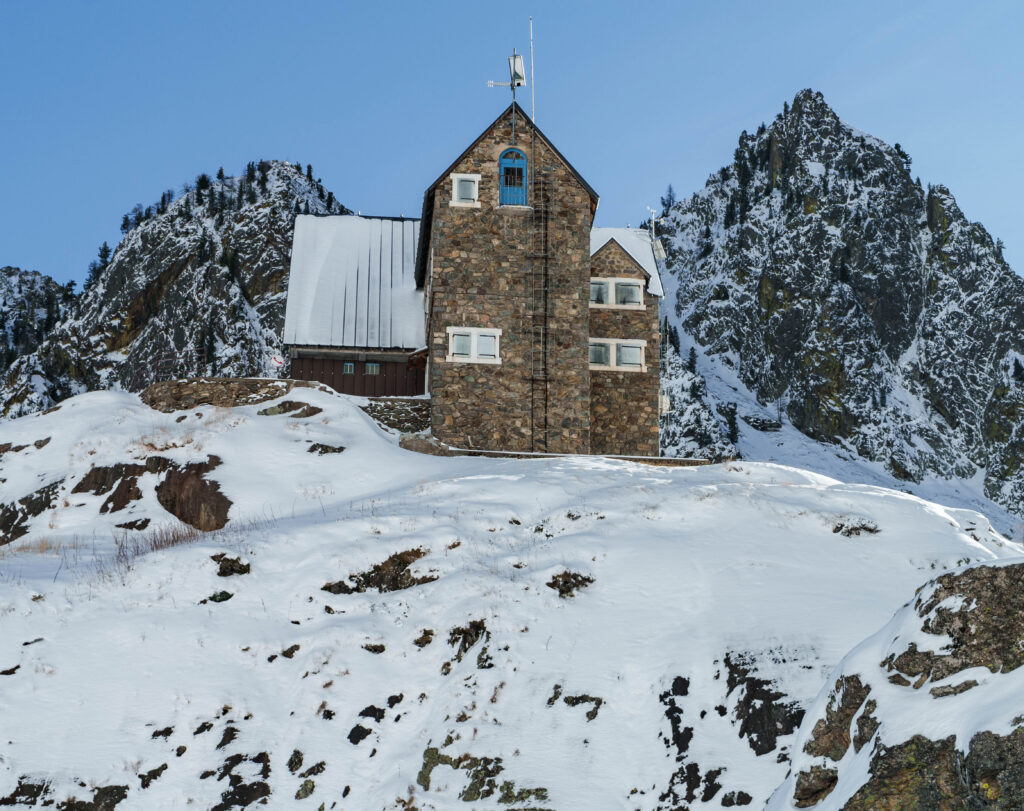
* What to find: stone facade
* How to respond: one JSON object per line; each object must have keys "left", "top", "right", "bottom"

{"left": 425, "top": 106, "right": 594, "bottom": 453}
{"left": 588, "top": 241, "right": 661, "bottom": 456}
{"left": 423, "top": 104, "right": 660, "bottom": 456}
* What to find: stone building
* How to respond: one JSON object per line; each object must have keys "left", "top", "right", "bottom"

{"left": 285, "top": 102, "right": 663, "bottom": 455}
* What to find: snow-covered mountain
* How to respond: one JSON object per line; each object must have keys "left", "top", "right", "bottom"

{"left": 0, "top": 266, "right": 71, "bottom": 374}
{"left": 1, "top": 382, "right": 1022, "bottom": 808}
{"left": 0, "top": 162, "right": 345, "bottom": 418}
{"left": 659, "top": 89, "right": 1024, "bottom": 528}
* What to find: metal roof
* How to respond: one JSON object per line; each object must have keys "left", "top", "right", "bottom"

{"left": 284, "top": 215, "right": 424, "bottom": 349}
{"left": 590, "top": 228, "right": 665, "bottom": 297}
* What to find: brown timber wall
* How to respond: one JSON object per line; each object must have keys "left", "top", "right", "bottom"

{"left": 291, "top": 356, "right": 424, "bottom": 397}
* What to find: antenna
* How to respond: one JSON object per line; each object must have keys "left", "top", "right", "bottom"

{"left": 646, "top": 206, "right": 668, "bottom": 260}
{"left": 487, "top": 48, "right": 527, "bottom": 143}
{"left": 529, "top": 17, "right": 535, "bottom": 122}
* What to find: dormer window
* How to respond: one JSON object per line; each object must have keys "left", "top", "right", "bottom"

{"left": 499, "top": 149, "right": 527, "bottom": 206}
{"left": 450, "top": 173, "right": 481, "bottom": 208}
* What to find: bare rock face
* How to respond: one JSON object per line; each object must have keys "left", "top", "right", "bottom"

{"left": 786, "top": 563, "right": 1024, "bottom": 809}
{"left": 1, "top": 162, "right": 346, "bottom": 418}
{"left": 659, "top": 88, "right": 1024, "bottom": 517}
{"left": 140, "top": 377, "right": 322, "bottom": 413}
{"left": 154, "top": 456, "right": 231, "bottom": 531}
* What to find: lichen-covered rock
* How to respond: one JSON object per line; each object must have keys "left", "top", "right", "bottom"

{"left": 777, "top": 563, "right": 1024, "bottom": 809}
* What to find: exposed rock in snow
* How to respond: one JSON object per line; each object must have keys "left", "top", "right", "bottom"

{"left": 771, "top": 562, "right": 1024, "bottom": 809}
{"left": 1, "top": 385, "right": 1021, "bottom": 808}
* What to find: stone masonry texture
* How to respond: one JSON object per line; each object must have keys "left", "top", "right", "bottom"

{"left": 427, "top": 106, "right": 593, "bottom": 454}
{"left": 589, "top": 241, "right": 661, "bottom": 456}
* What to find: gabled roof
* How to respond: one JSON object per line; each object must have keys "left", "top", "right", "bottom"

{"left": 590, "top": 228, "right": 665, "bottom": 297}
{"left": 284, "top": 215, "right": 423, "bottom": 350}
{"left": 415, "top": 102, "right": 599, "bottom": 288}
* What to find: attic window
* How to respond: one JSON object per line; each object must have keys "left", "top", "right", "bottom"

{"left": 499, "top": 149, "right": 527, "bottom": 206}
{"left": 450, "top": 173, "right": 481, "bottom": 208}
{"left": 590, "top": 278, "right": 646, "bottom": 309}
{"left": 446, "top": 327, "right": 502, "bottom": 365}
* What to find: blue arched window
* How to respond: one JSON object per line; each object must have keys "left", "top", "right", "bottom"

{"left": 499, "top": 149, "right": 527, "bottom": 206}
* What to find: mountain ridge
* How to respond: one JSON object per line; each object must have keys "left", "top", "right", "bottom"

{"left": 658, "top": 88, "right": 1024, "bottom": 524}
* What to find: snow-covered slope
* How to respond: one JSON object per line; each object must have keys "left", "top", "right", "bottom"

{"left": 0, "top": 162, "right": 345, "bottom": 418}
{"left": 658, "top": 89, "right": 1024, "bottom": 528}
{"left": 1, "top": 385, "right": 1021, "bottom": 808}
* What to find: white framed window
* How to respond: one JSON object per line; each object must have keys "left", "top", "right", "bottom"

{"left": 449, "top": 173, "right": 481, "bottom": 208}
{"left": 446, "top": 327, "right": 502, "bottom": 364}
{"left": 589, "top": 278, "right": 646, "bottom": 309}
{"left": 589, "top": 338, "right": 647, "bottom": 372}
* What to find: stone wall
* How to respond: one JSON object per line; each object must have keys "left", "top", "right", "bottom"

{"left": 588, "top": 241, "right": 661, "bottom": 456}
{"left": 427, "top": 106, "right": 593, "bottom": 453}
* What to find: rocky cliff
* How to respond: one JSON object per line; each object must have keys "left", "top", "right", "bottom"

{"left": 1, "top": 161, "right": 345, "bottom": 417}
{"left": 659, "top": 89, "right": 1024, "bottom": 519}
{"left": 772, "top": 562, "right": 1024, "bottom": 809}
{"left": 0, "top": 266, "right": 71, "bottom": 374}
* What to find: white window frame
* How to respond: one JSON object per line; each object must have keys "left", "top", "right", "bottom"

{"left": 446, "top": 327, "right": 502, "bottom": 364}
{"left": 589, "top": 338, "right": 647, "bottom": 372}
{"left": 589, "top": 277, "right": 646, "bottom": 310}
{"left": 449, "top": 173, "right": 481, "bottom": 208}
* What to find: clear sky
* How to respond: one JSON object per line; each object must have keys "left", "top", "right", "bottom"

{"left": 2, "top": 1, "right": 1022, "bottom": 284}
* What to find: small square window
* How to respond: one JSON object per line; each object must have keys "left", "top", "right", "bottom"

{"left": 451, "top": 333, "right": 472, "bottom": 357}
{"left": 342, "top": 362, "right": 354, "bottom": 374}
{"left": 457, "top": 178, "right": 476, "bottom": 202}
{"left": 590, "top": 281, "right": 609, "bottom": 305}
{"left": 617, "top": 344, "right": 644, "bottom": 367}
{"left": 365, "top": 362, "right": 380, "bottom": 375}
{"left": 477, "top": 333, "right": 497, "bottom": 359}
{"left": 589, "top": 342, "right": 610, "bottom": 366}
{"left": 615, "top": 282, "right": 643, "bottom": 306}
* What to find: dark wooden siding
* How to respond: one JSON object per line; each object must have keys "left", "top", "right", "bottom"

{"left": 291, "top": 356, "right": 425, "bottom": 397}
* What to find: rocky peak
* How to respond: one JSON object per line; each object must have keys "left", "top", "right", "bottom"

{"left": 0, "top": 161, "right": 347, "bottom": 418}
{"left": 659, "top": 88, "right": 1024, "bottom": 520}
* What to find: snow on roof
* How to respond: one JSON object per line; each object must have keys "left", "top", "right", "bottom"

{"left": 284, "top": 215, "right": 423, "bottom": 349}
{"left": 590, "top": 227, "right": 665, "bottom": 297}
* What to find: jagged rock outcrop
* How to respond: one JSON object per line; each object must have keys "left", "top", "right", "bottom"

{"left": 0, "top": 266, "right": 71, "bottom": 373}
{"left": 1, "top": 161, "right": 346, "bottom": 417}
{"left": 660, "top": 88, "right": 1024, "bottom": 516}
{"left": 774, "top": 562, "right": 1024, "bottom": 809}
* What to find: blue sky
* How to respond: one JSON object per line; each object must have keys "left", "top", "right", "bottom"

{"left": 1, "top": 1, "right": 1022, "bottom": 284}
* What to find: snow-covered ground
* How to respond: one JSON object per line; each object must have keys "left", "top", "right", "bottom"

{"left": 1, "top": 387, "right": 1021, "bottom": 808}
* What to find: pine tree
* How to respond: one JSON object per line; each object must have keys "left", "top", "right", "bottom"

{"left": 120, "top": 214, "right": 131, "bottom": 234}
{"left": 246, "top": 162, "right": 256, "bottom": 184}
{"left": 686, "top": 346, "right": 697, "bottom": 374}
{"left": 306, "top": 164, "right": 313, "bottom": 181}
{"left": 303, "top": 202, "right": 310, "bottom": 215}
{"left": 326, "top": 191, "right": 335, "bottom": 211}
{"left": 294, "top": 200, "right": 301, "bottom": 214}
{"left": 880, "top": 388, "right": 887, "bottom": 407}
{"left": 725, "top": 404, "right": 739, "bottom": 444}
{"left": 98, "top": 241, "right": 111, "bottom": 265}
{"left": 217, "top": 167, "right": 225, "bottom": 181}
{"left": 660, "top": 184, "right": 676, "bottom": 216}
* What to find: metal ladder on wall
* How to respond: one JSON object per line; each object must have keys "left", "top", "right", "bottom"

{"left": 527, "top": 129, "right": 551, "bottom": 453}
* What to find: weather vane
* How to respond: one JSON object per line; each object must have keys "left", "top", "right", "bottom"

{"left": 487, "top": 48, "right": 527, "bottom": 143}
